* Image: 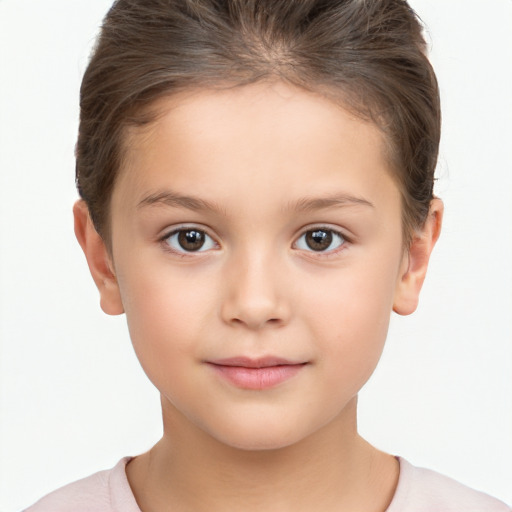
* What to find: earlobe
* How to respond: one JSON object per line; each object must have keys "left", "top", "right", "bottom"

{"left": 393, "top": 198, "right": 443, "bottom": 316}
{"left": 73, "top": 200, "right": 124, "bottom": 316}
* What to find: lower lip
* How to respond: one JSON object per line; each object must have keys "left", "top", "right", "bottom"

{"left": 208, "top": 363, "right": 306, "bottom": 390}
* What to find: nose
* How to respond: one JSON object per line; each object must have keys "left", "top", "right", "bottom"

{"left": 220, "top": 251, "right": 291, "bottom": 330}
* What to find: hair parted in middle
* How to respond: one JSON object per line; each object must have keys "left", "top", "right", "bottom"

{"left": 76, "top": 0, "right": 440, "bottom": 247}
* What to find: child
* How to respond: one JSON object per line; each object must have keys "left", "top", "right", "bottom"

{"left": 24, "top": 0, "right": 511, "bottom": 510}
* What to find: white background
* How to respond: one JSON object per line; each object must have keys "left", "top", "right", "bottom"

{"left": 1, "top": 1, "right": 511, "bottom": 510}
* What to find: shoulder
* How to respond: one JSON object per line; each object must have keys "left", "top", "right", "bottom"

{"left": 23, "top": 457, "right": 140, "bottom": 512}
{"left": 387, "top": 457, "right": 511, "bottom": 512}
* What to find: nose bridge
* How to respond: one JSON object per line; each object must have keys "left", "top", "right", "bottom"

{"left": 221, "top": 241, "right": 289, "bottom": 330}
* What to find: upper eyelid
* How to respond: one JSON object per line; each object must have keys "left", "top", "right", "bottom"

{"left": 159, "top": 224, "right": 218, "bottom": 241}
{"left": 296, "top": 227, "right": 345, "bottom": 238}
{"left": 294, "top": 225, "right": 349, "bottom": 241}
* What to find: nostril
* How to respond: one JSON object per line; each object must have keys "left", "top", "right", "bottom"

{"left": 227, "top": 315, "right": 285, "bottom": 330}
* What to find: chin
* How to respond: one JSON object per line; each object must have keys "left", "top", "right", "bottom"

{"left": 208, "top": 421, "right": 309, "bottom": 452}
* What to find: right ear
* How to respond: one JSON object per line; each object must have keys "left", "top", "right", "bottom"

{"left": 73, "top": 200, "right": 124, "bottom": 315}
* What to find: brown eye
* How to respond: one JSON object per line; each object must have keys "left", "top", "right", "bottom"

{"left": 306, "top": 230, "right": 332, "bottom": 251}
{"left": 178, "top": 230, "right": 205, "bottom": 251}
{"left": 296, "top": 229, "right": 345, "bottom": 252}
{"left": 165, "top": 229, "right": 215, "bottom": 253}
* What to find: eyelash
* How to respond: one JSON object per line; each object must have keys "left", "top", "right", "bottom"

{"left": 159, "top": 226, "right": 349, "bottom": 258}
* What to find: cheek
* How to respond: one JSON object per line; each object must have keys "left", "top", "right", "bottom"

{"left": 304, "top": 255, "right": 397, "bottom": 331}
{"left": 301, "top": 257, "right": 399, "bottom": 386}
{"left": 116, "top": 262, "right": 218, "bottom": 381}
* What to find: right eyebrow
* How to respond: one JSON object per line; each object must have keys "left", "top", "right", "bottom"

{"left": 137, "top": 190, "right": 225, "bottom": 214}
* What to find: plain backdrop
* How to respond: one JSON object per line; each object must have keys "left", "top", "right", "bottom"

{"left": 1, "top": 1, "right": 511, "bottom": 510}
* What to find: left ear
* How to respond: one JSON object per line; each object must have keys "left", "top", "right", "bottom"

{"left": 393, "top": 198, "right": 443, "bottom": 316}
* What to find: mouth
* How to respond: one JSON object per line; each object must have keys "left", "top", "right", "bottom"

{"left": 206, "top": 357, "right": 308, "bottom": 390}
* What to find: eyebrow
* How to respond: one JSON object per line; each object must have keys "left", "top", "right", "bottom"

{"left": 138, "top": 191, "right": 224, "bottom": 213}
{"left": 137, "top": 190, "right": 374, "bottom": 213}
{"left": 289, "top": 194, "right": 374, "bottom": 212}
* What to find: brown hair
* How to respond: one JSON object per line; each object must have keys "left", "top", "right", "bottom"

{"left": 76, "top": 0, "right": 440, "bottom": 246}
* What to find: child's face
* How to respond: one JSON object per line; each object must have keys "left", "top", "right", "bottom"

{"left": 98, "top": 82, "right": 417, "bottom": 449}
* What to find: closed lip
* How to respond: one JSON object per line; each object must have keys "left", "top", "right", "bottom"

{"left": 207, "top": 356, "right": 306, "bottom": 368}
{"left": 205, "top": 356, "right": 308, "bottom": 390}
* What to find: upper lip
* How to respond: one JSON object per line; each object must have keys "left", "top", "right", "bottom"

{"left": 207, "top": 357, "right": 305, "bottom": 368}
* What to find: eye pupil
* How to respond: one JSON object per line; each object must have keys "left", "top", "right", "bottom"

{"left": 306, "top": 230, "right": 333, "bottom": 251}
{"left": 178, "top": 230, "right": 205, "bottom": 251}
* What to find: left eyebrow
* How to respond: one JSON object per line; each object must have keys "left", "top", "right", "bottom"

{"left": 287, "top": 193, "right": 375, "bottom": 212}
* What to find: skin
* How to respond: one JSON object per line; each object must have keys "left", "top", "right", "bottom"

{"left": 74, "top": 82, "right": 442, "bottom": 512}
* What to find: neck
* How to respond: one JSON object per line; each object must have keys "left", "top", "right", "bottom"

{"left": 127, "top": 397, "right": 398, "bottom": 512}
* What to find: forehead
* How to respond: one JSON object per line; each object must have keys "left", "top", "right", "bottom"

{"left": 114, "top": 82, "right": 399, "bottom": 217}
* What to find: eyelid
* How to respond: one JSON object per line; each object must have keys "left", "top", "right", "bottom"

{"left": 297, "top": 223, "right": 352, "bottom": 241}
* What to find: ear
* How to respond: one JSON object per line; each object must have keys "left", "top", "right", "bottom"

{"left": 73, "top": 200, "right": 124, "bottom": 315}
{"left": 393, "top": 198, "right": 443, "bottom": 316}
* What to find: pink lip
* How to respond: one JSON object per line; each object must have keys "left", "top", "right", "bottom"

{"left": 207, "top": 357, "right": 307, "bottom": 390}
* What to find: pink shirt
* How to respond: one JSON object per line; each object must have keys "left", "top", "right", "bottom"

{"left": 25, "top": 456, "right": 511, "bottom": 511}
